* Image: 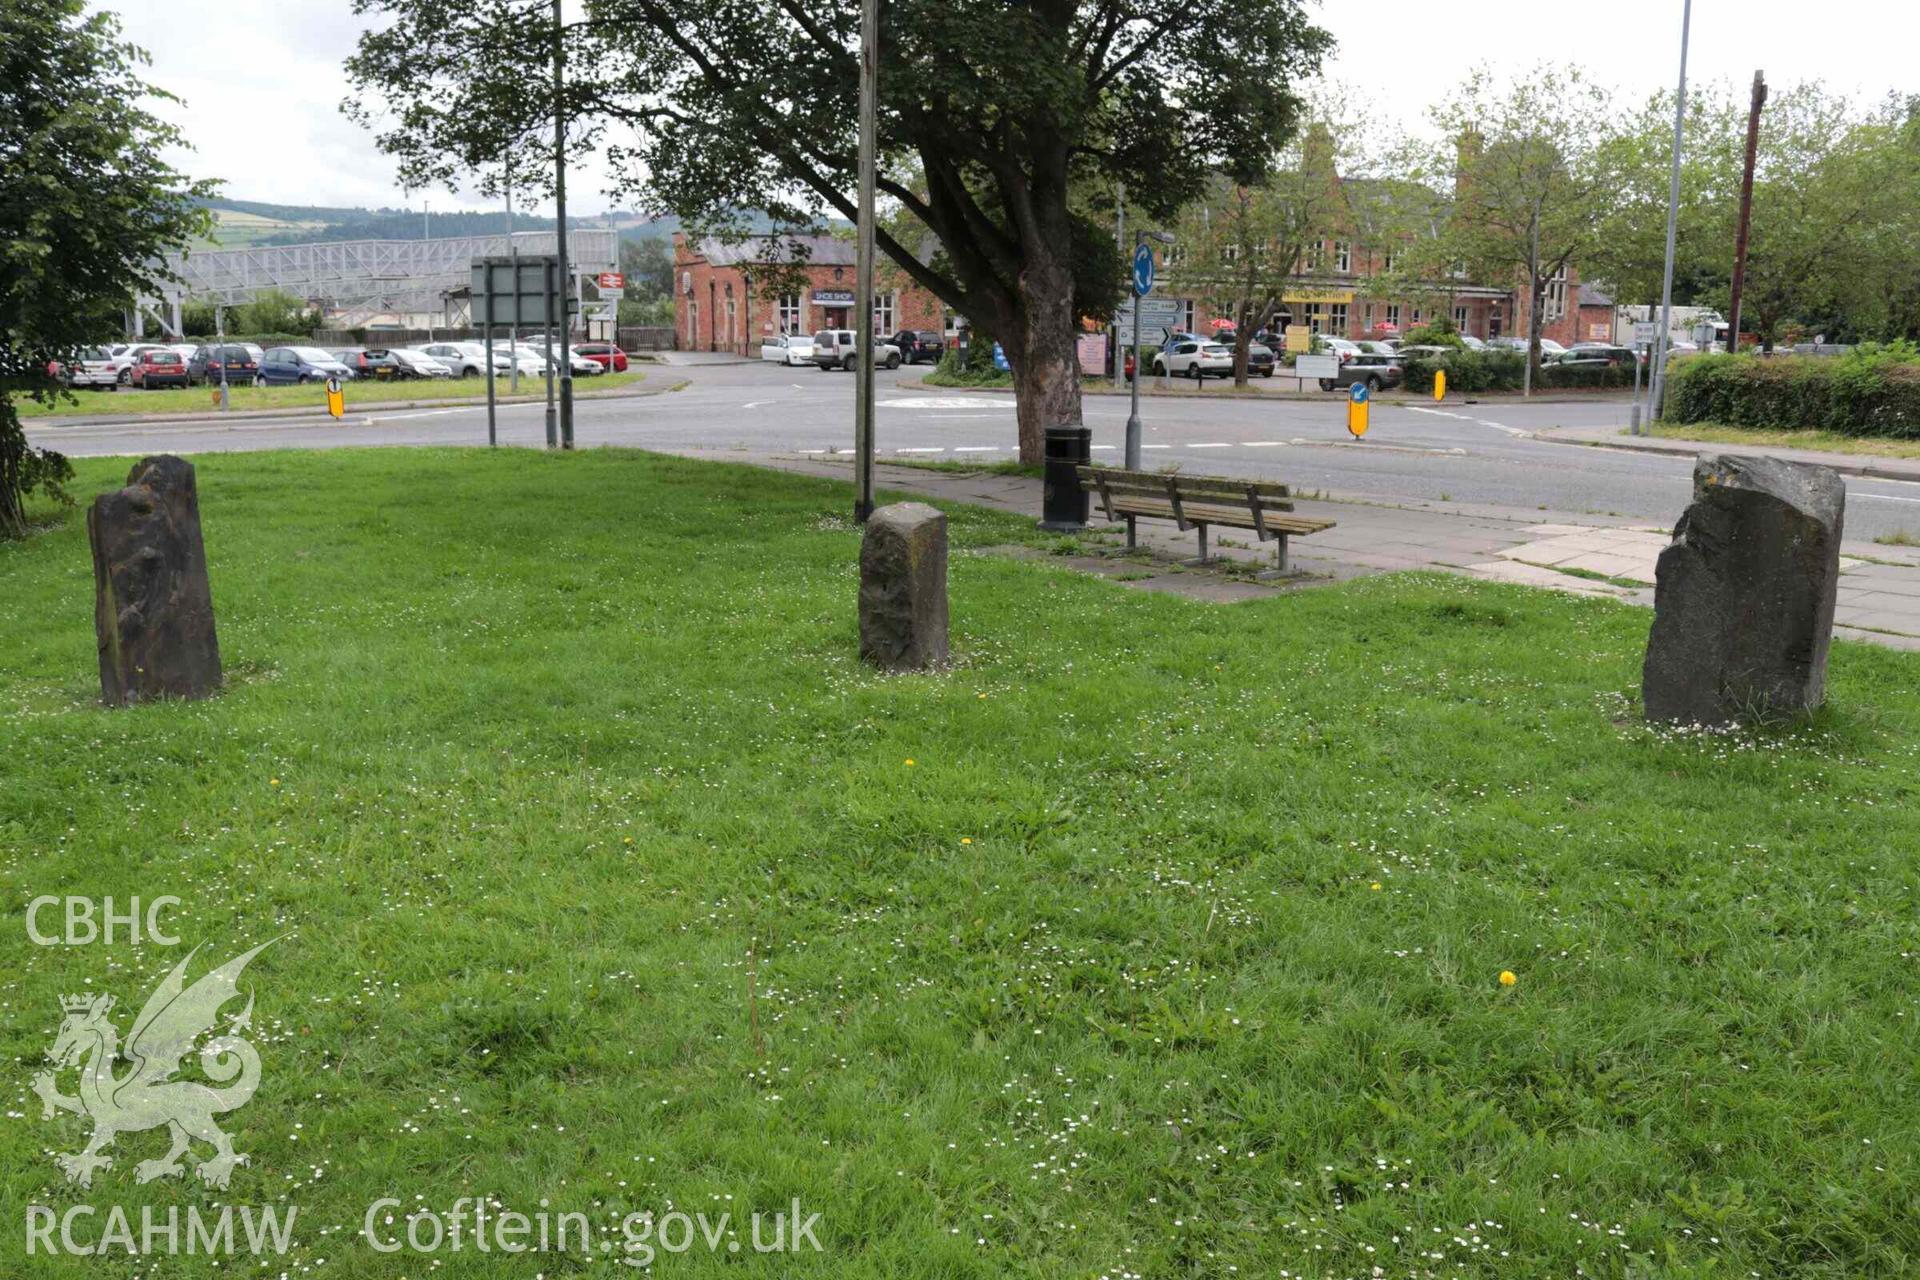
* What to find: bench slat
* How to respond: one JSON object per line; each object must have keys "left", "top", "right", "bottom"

{"left": 1078, "top": 466, "right": 1292, "bottom": 504}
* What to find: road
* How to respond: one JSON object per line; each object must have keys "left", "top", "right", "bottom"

{"left": 28, "top": 362, "right": 1920, "bottom": 542}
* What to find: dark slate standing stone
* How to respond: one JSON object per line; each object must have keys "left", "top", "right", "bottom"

{"left": 859, "top": 502, "right": 949, "bottom": 671}
{"left": 1643, "top": 454, "right": 1844, "bottom": 725}
{"left": 87, "top": 455, "right": 223, "bottom": 705}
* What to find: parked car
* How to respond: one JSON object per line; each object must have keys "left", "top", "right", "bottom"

{"left": 1487, "top": 336, "right": 1568, "bottom": 357}
{"left": 413, "top": 342, "right": 488, "bottom": 377}
{"left": 1153, "top": 340, "right": 1232, "bottom": 379}
{"left": 760, "top": 333, "right": 815, "bottom": 366}
{"left": 1314, "top": 335, "right": 1363, "bottom": 364}
{"left": 390, "top": 349, "right": 455, "bottom": 379}
{"left": 1357, "top": 340, "right": 1400, "bottom": 356}
{"left": 130, "top": 348, "right": 191, "bottom": 389}
{"left": 525, "top": 340, "right": 603, "bottom": 376}
{"left": 1320, "top": 352, "right": 1404, "bottom": 392}
{"left": 1549, "top": 345, "right": 1639, "bottom": 371}
{"left": 110, "top": 343, "right": 176, "bottom": 385}
{"left": 257, "top": 346, "right": 354, "bottom": 385}
{"left": 811, "top": 329, "right": 902, "bottom": 371}
{"left": 332, "top": 348, "right": 406, "bottom": 381}
{"left": 1458, "top": 334, "right": 1487, "bottom": 350}
{"left": 889, "top": 330, "right": 945, "bottom": 365}
{"left": 1245, "top": 342, "right": 1277, "bottom": 377}
{"left": 575, "top": 342, "right": 629, "bottom": 373}
{"left": 187, "top": 344, "right": 259, "bottom": 386}
{"left": 48, "top": 347, "right": 120, "bottom": 389}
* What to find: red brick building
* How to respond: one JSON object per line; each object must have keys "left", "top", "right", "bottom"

{"left": 672, "top": 233, "right": 948, "bottom": 355}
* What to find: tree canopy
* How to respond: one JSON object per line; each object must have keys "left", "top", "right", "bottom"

{"left": 346, "top": 0, "right": 1331, "bottom": 458}
{"left": 0, "top": 0, "right": 211, "bottom": 535}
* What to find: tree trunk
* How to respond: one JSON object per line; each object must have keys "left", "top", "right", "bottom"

{"left": 1003, "top": 252, "right": 1082, "bottom": 465}
{"left": 1527, "top": 275, "right": 1546, "bottom": 393}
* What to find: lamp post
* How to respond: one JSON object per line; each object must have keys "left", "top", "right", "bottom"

{"left": 852, "top": 0, "right": 879, "bottom": 521}
{"left": 552, "top": 0, "right": 574, "bottom": 450}
{"left": 1648, "top": 0, "right": 1693, "bottom": 422}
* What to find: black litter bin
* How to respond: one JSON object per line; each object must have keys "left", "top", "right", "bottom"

{"left": 1039, "top": 423, "right": 1092, "bottom": 532}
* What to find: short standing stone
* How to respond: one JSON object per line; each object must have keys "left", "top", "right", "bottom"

{"left": 1643, "top": 453, "right": 1844, "bottom": 725}
{"left": 87, "top": 455, "right": 223, "bottom": 705}
{"left": 859, "top": 502, "right": 949, "bottom": 671}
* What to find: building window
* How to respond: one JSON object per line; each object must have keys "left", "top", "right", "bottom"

{"left": 1179, "top": 299, "right": 1196, "bottom": 332}
{"left": 778, "top": 293, "right": 804, "bottom": 334}
{"left": 1382, "top": 250, "right": 1397, "bottom": 273}
{"left": 1334, "top": 241, "right": 1351, "bottom": 273}
{"left": 1328, "top": 303, "right": 1348, "bottom": 335}
{"left": 1453, "top": 305, "right": 1469, "bottom": 331}
{"left": 873, "top": 290, "right": 896, "bottom": 334}
{"left": 944, "top": 308, "right": 962, "bottom": 337}
{"left": 1164, "top": 244, "right": 1184, "bottom": 268}
{"left": 1303, "top": 304, "right": 1325, "bottom": 334}
{"left": 1385, "top": 303, "right": 1401, "bottom": 327}
{"left": 1545, "top": 270, "right": 1568, "bottom": 322}
{"left": 1221, "top": 243, "right": 1240, "bottom": 264}
{"left": 1411, "top": 308, "right": 1423, "bottom": 324}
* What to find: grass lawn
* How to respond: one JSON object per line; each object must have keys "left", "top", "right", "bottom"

{"left": 20, "top": 370, "right": 647, "bottom": 420}
{"left": 3, "top": 449, "right": 1919, "bottom": 1277}
{"left": 1650, "top": 420, "right": 1920, "bottom": 461}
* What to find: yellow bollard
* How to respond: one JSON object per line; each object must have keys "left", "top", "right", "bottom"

{"left": 1433, "top": 369, "right": 1447, "bottom": 400}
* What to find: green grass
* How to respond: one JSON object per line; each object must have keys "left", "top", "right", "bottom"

{"left": 885, "top": 457, "right": 1045, "bottom": 479}
{"left": 1649, "top": 421, "right": 1920, "bottom": 460}
{"left": 4, "top": 449, "right": 1920, "bottom": 1277}
{"left": 22, "top": 370, "right": 648, "bottom": 420}
{"left": 1875, "top": 529, "right": 1919, "bottom": 547}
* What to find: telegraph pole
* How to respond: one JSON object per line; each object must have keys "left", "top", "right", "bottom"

{"left": 552, "top": 0, "right": 574, "bottom": 449}
{"left": 1727, "top": 70, "right": 1767, "bottom": 354}
{"left": 852, "top": 0, "right": 878, "bottom": 521}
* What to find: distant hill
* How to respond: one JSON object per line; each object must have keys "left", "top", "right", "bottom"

{"left": 195, "top": 198, "right": 836, "bottom": 250}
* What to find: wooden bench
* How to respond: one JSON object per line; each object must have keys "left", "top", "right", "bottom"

{"left": 1076, "top": 466, "right": 1336, "bottom": 576}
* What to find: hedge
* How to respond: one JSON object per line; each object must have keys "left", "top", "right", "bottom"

{"left": 1663, "top": 348, "right": 1920, "bottom": 437}
{"left": 1398, "top": 349, "right": 1637, "bottom": 394}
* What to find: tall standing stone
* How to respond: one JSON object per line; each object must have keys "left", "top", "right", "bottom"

{"left": 88, "top": 455, "right": 223, "bottom": 705}
{"left": 1643, "top": 454, "right": 1844, "bottom": 725}
{"left": 859, "top": 502, "right": 949, "bottom": 671}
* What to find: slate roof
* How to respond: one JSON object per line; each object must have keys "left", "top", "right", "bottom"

{"left": 694, "top": 234, "right": 856, "bottom": 267}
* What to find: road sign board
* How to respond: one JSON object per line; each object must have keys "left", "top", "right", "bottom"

{"left": 1132, "top": 243, "right": 1155, "bottom": 296}
{"left": 1114, "top": 297, "right": 1182, "bottom": 327}
{"left": 598, "top": 287, "right": 625, "bottom": 302}
{"left": 1347, "top": 379, "right": 1370, "bottom": 438}
{"left": 1284, "top": 324, "right": 1312, "bottom": 354}
{"left": 324, "top": 376, "right": 344, "bottom": 419}
{"left": 1295, "top": 354, "right": 1337, "bottom": 381}
{"left": 1633, "top": 321, "right": 1658, "bottom": 347}
{"left": 597, "top": 272, "right": 626, "bottom": 290}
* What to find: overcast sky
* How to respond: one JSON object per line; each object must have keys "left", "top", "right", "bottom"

{"left": 110, "top": 0, "right": 1919, "bottom": 218}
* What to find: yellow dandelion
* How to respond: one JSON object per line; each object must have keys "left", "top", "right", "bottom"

{"left": 1369, "top": 882, "right": 1382, "bottom": 891}
{"left": 961, "top": 837, "right": 972, "bottom": 845}
{"left": 904, "top": 758, "right": 916, "bottom": 767}
{"left": 269, "top": 778, "right": 281, "bottom": 787}
{"left": 623, "top": 836, "right": 635, "bottom": 845}
{"left": 1498, "top": 970, "right": 1517, "bottom": 987}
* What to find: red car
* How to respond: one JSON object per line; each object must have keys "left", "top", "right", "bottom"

{"left": 576, "top": 343, "right": 629, "bottom": 373}
{"left": 131, "top": 349, "right": 191, "bottom": 389}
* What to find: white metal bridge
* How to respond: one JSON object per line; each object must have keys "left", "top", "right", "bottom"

{"left": 134, "top": 230, "right": 619, "bottom": 335}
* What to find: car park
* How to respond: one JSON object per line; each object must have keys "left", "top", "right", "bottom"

{"left": 109, "top": 343, "right": 175, "bottom": 384}
{"left": 130, "top": 348, "right": 191, "bottom": 389}
{"left": 257, "top": 346, "right": 355, "bottom": 385}
{"left": 48, "top": 347, "right": 120, "bottom": 389}
{"left": 188, "top": 344, "right": 260, "bottom": 386}
{"left": 1152, "top": 340, "right": 1232, "bottom": 379}
{"left": 761, "top": 333, "right": 815, "bottom": 366}
{"left": 889, "top": 329, "right": 945, "bottom": 364}
{"left": 575, "top": 342, "right": 629, "bottom": 372}
{"left": 811, "top": 329, "right": 902, "bottom": 371}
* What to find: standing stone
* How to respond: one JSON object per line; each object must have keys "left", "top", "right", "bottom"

{"left": 87, "top": 455, "right": 223, "bottom": 705}
{"left": 859, "top": 502, "right": 949, "bottom": 671}
{"left": 1643, "top": 454, "right": 1844, "bottom": 725}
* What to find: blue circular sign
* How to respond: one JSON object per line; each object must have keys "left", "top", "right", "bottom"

{"left": 1132, "top": 244, "right": 1155, "bottom": 297}
{"left": 1349, "top": 381, "right": 1370, "bottom": 404}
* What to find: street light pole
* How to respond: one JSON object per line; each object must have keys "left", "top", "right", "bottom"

{"left": 505, "top": 150, "right": 520, "bottom": 393}
{"left": 852, "top": 0, "right": 878, "bottom": 522}
{"left": 1648, "top": 0, "right": 1693, "bottom": 422}
{"left": 551, "top": 0, "right": 574, "bottom": 450}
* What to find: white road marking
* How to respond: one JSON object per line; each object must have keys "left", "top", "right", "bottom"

{"left": 952, "top": 446, "right": 1000, "bottom": 452}
{"left": 882, "top": 396, "right": 1016, "bottom": 410}
{"left": 918, "top": 413, "right": 1009, "bottom": 419}
{"left": 1141, "top": 444, "right": 1171, "bottom": 450}
{"left": 797, "top": 448, "right": 829, "bottom": 454}
{"left": 896, "top": 447, "right": 946, "bottom": 453}
{"left": 1858, "top": 493, "right": 1920, "bottom": 504}
{"left": 1187, "top": 442, "right": 1231, "bottom": 449}
{"left": 1090, "top": 444, "right": 1118, "bottom": 451}
{"left": 742, "top": 399, "right": 775, "bottom": 409}
{"left": 1242, "top": 441, "right": 1287, "bottom": 447}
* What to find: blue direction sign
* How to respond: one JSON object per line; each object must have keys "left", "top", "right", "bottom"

{"left": 1349, "top": 380, "right": 1370, "bottom": 404}
{"left": 1132, "top": 243, "right": 1155, "bottom": 297}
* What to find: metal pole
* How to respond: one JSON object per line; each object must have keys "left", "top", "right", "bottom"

{"left": 1126, "top": 276, "right": 1142, "bottom": 472}
{"left": 216, "top": 305, "right": 230, "bottom": 412}
{"left": 505, "top": 153, "right": 520, "bottom": 394}
{"left": 852, "top": 0, "right": 878, "bottom": 521}
{"left": 484, "top": 321, "right": 498, "bottom": 446}
{"left": 543, "top": 258, "right": 558, "bottom": 448}
{"left": 1727, "top": 69, "right": 1766, "bottom": 354}
{"left": 1112, "top": 181, "right": 1124, "bottom": 380}
{"left": 552, "top": 0, "right": 574, "bottom": 449}
{"left": 1649, "top": 0, "right": 1693, "bottom": 421}
{"left": 1630, "top": 342, "right": 1643, "bottom": 435}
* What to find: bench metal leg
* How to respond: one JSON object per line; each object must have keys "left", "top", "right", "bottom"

{"left": 1255, "top": 533, "right": 1294, "bottom": 581}
{"left": 1180, "top": 524, "right": 1212, "bottom": 567}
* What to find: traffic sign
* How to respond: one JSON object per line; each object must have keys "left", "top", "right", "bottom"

{"left": 1113, "top": 296, "right": 1182, "bottom": 328}
{"left": 1632, "top": 321, "right": 1658, "bottom": 348}
{"left": 597, "top": 272, "right": 626, "bottom": 290}
{"left": 324, "top": 376, "right": 344, "bottom": 420}
{"left": 1132, "top": 243, "right": 1155, "bottom": 297}
{"left": 1347, "top": 379, "right": 1370, "bottom": 438}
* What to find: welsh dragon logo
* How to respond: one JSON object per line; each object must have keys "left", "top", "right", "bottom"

{"left": 33, "top": 940, "right": 277, "bottom": 1190}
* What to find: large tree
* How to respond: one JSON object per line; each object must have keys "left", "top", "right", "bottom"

{"left": 346, "top": 0, "right": 1330, "bottom": 460}
{"left": 1402, "top": 66, "right": 1609, "bottom": 389}
{"left": 0, "top": 0, "right": 210, "bottom": 535}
